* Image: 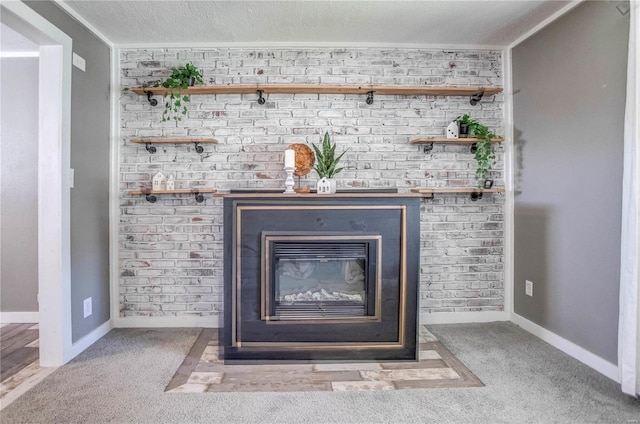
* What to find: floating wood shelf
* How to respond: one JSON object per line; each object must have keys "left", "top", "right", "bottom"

{"left": 129, "top": 138, "right": 218, "bottom": 144}
{"left": 129, "top": 138, "right": 217, "bottom": 153}
{"left": 130, "top": 84, "right": 502, "bottom": 98}
{"left": 129, "top": 188, "right": 216, "bottom": 203}
{"left": 410, "top": 137, "right": 504, "bottom": 144}
{"left": 411, "top": 187, "right": 505, "bottom": 201}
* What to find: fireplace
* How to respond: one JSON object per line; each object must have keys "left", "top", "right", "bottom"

{"left": 262, "top": 234, "right": 380, "bottom": 321}
{"left": 223, "top": 195, "right": 420, "bottom": 361}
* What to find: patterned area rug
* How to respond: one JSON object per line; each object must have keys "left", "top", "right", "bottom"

{"left": 165, "top": 326, "right": 483, "bottom": 392}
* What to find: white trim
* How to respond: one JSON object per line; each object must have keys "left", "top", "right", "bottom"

{"left": 0, "top": 312, "right": 39, "bottom": 323}
{"left": 503, "top": 46, "right": 514, "bottom": 315}
{"left": 1, "top": 0, "right": 74, "bottom": 368}
{"left": 53, "top": 0, "right": 114, "bottom": 48}
{"left": 509, "top": 1, "right": 583, "bottom": 49}
{"left": 109, "top": 47, "right": 120, "bottom": 324}
{"left": 114, "top": 316, "right": 220, "bottom": 328}
{"left": 66, "top": 320, "right": 112, "bottom": 360}
{"left": 511, "top": 312, "right": 620, "bottom": 382}
{"left": 420, "top": 311, "right": 510, "bottom": 325}
{"left": 115, "top": 41, "right": 504, "bottom": 51}
{"left": 0, "top": 51, "right": 39, "bottom": 58}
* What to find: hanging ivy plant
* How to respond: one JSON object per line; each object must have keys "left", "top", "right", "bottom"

{"left": 455, "top": 114, "right": 497, "bottom": 187}
{"left": 158, "top": 63, "right": 203, "bottom": 122}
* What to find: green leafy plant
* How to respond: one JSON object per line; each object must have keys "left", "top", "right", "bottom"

{"left": 159, "top": 63, "right": 203, "bottom": 122}
{"left": 311, "top": 132, "right": 346, "bottom": 179}
{"left": 455, "top": 114, "right": 497, "bottom": 187}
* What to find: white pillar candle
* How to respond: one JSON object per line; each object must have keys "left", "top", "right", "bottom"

{"left": 284, "top": 149, "right": 295, "bottom": 168}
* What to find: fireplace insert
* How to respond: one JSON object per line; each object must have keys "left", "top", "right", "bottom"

{"left": 262, "top": 234, "right": 380, "bottom": 321}
{"left": 223, "top": 196, "right": 420, "bottom": 361}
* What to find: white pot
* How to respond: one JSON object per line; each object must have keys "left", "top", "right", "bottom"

{"left": 316, "top": 177, "right": 337, "bottom": 195}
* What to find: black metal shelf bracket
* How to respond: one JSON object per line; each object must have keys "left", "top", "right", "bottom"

{"left": 470, "top": 91, "right": 484, "bottom": 106}
{"left": 470, "top": 191, "right": 483, "bottom": 201}
{"left": 193, "top": 142, "right": 204, "bottom": 153}
{"left": 422, "top": 143, "right": 434, "bottom": 154}
{"left": 194, "top": 192, "right": 204, "bottom": 203}
{"left": 257, "top": 90, "right": 266, "bottom": 105}
{"left": 144, "top": 143, "right": 156, "bottom": 154}
{"left": 145, "top": 194, "right": 157, "bottom": 203}
{"left": 366, "top": 91, "right": 375, "bottom": 105}
{"left": 144, "top": 90, "right": 158, "bottom": 106}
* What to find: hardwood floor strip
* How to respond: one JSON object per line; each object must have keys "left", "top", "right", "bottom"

{"left": 164, "top": 328, "right": 214, "bottom": 392}
{"left": 0, "top": 330, "right": 38, "bottom": 355}
{"left": 0, "top": 324, "right": 34, "bottom": 343}
{"left": 1, "top": 347, "right": 39, "bottom": 382}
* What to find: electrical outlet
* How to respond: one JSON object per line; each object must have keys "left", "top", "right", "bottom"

{"left": 525, "top": 280, "right": 533, "bottom": 297}
{"left": 83, "top": 297, "right": 92, "bottom": 318}
{"left": 72, "top": 52, "right": 86, "bottom": 72}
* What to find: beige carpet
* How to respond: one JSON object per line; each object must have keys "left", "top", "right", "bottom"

{"left": 166, "top": 325, "right": 483, "bottom": 392}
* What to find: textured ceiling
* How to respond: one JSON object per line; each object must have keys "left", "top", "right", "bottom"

{"left": 61, "top": 0, "right": 573, "bottom": 47}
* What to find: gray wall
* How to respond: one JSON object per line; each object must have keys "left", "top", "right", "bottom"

{"left": 25, "top": 1, "right": 111, "bottom": 342}
{"left": 0, "top": 57, "right": 39, "bottom": 313}
{"left": 513, "top": 1, "right": 629, "bottom": 363}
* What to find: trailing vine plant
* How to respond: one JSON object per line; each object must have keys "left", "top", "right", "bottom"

{"left": 455, "top": 114, "right": 497, "bottom": 187}
{"left": 159, "top": 63, "right": 203, "bottom": 122}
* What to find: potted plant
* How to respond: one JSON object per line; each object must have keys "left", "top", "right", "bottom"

{"left": 311, "top": 132, "right": 346, "bottom": 194}
{"left": 159, "top": 63, "right": 203, "bottom": 122}
{"left": 455, "top": 114, "right": 497, "bottom": 188}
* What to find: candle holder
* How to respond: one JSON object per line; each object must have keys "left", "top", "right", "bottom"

{"left": 283, "top": 166, "right": 295, "bottom": 194}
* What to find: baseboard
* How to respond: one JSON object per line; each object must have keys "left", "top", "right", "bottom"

{"left": 64, "top": 320, "right": 112, "bottom": 362}
{"left": 0, "top": 311, "right": 39, "bottom": 323}
{"left": 420, "top": 311, "right": 510, "bottom": 325}
{"left": 113, "top": 315, "right": 220, "bottom": 328}
{"left": 511, "top": 313, "right": 619, "bottom": 382}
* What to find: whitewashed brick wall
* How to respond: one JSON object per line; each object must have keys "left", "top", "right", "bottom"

{"left": 119, "top": 47, "right": 504, "bottom": 319}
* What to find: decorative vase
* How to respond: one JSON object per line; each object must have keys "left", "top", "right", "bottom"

{"left": 459, "top": 123, "right": 469, "bottom": 138}
{"left": 316, "top": 177, "right": 337, "bottom": 195}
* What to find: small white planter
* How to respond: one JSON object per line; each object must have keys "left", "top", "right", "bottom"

{"left": 316, "top": 177, "right": 337, "bottom": 194}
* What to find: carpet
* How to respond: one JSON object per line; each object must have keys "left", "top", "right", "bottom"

{"left": 165, "top": 325, "right": 483, "bottom": 392}
{"left": 2, "top": 323, "right": 638, "bottom": 423}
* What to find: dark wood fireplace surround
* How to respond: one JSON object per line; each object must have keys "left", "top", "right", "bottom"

{"left": 223, "top": 191, "right": 420, "bottom": 362}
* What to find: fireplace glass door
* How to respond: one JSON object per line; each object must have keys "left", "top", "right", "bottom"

{"left": 262, "top": 235, "right": 380, "bottom": 321}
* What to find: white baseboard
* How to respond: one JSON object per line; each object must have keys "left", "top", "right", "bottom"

{"left": 511, "top": 313, "right": 619, "bottom": 382}
{"left": 0, "top": 311, "right": 39, "bottom": 323}
{"left": 64, "top": 320, "right": 112, "bottom": 362}
{"left": 113, "top": 315, "right": 220, "bottom": 328}
{"left": 420, "top": 311, "right": 510, "bottom": 325}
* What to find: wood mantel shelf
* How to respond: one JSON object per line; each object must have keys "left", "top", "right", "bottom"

{"left": 129, "top": 138, "right": 218, "bottom": 144}
{"left": 129, "top": 188, "right": 217, "bottom": 203}
{"left": 214, "top": 191, "right": 424, "bottom": 198}
{"left": 130, "top": 84, "right": 503, "bottom": 97}
{"left": 410, "top": 137, "right": 504, "bottom": 144}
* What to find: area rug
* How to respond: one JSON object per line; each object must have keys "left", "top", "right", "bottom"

{"left": 165, "top": 325, "right": 483, "bottom": 393}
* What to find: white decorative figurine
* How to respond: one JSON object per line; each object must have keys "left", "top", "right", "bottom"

{"left": 152, "top": 171, "right": 166, "bottom": 191}
{"left": 283, "top": 149, "right": 296, "bottom": 194}
{"left": 446, "top": 120, "right": 459, "bottom": 139}
{"left": 166, "top": 175, "right": 175, "bottom": 190}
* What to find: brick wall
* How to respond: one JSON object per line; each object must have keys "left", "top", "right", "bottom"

{"left": 118, "top": 47, "right": 504, "bottom": 319}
